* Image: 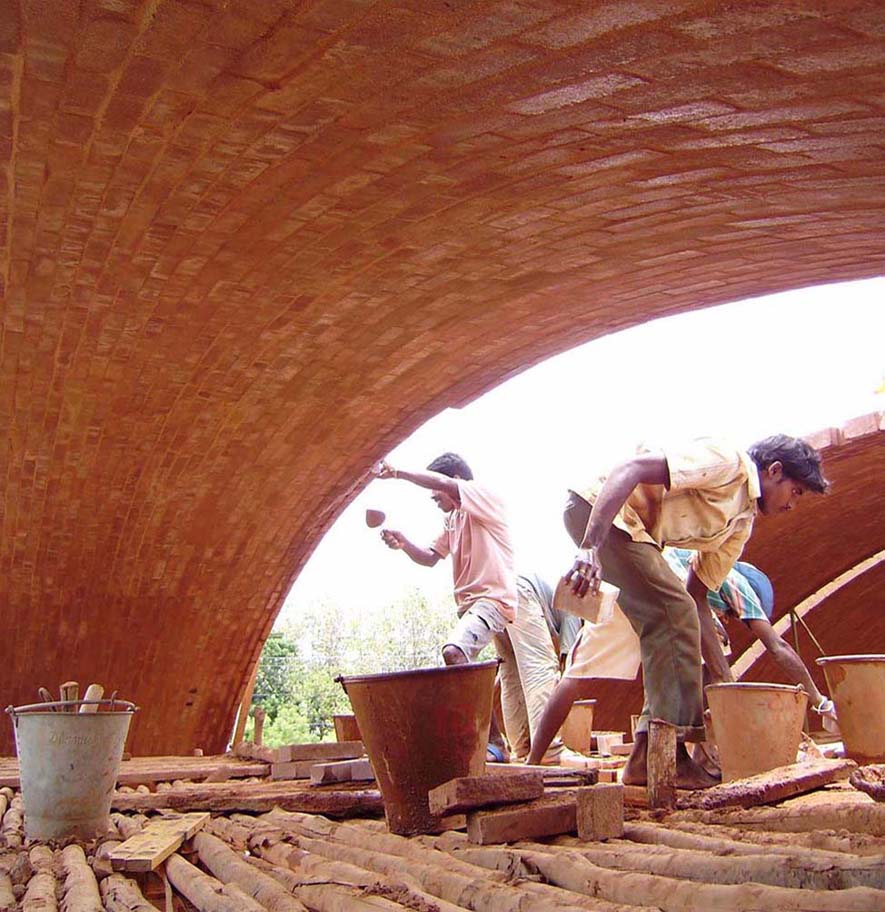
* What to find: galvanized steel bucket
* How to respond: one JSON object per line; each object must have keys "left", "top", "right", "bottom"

{"left": 7, "top": 699, "right": 137, "bottom": 840}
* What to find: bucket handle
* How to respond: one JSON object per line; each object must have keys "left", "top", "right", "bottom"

{"left": 6, "top": 699, "right": 138, "bottom": 716}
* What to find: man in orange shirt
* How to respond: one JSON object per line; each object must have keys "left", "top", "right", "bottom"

{"left": 564, "top": 434, "right": 828, "bottom": 789}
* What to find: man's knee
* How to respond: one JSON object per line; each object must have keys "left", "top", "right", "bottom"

{"left": 442, "top": 644, "right": 468, "bottom": 665}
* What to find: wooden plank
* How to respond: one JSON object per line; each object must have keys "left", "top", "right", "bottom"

{"left": 429, "top": 771, "right": 544, "bottom": 816}
{"left": 110, "top": 813, "right": 209, "bottom": 872}
{"left": 111, "top": 781, "right": 384, "bottom": 817}
{"left": 576, "top": 784, "right": 624, "bottom": 840}
{"left": 309, "top": 758, "right": 374, "bottom": 785}
{"left": 466, "top": 789, "right": 582, "bottom": 845}
{"left": 270, "top": 760, "right": 315, "bottom": 781}
{"left": 592, "top": 731, "right": 625, "bottom": 752}
{"left": 647, "top": 719, "right": 677, "bottom": 810}
{"left": 0, "top": 755, "right": 268, "bottom": 789}
{"left": 275, "top": 741, "right": 364, "bottom": 762}
{"left": 483, "top": 764, "right": 598, "bottom": 787}
{"left": 677, "top": 758, "right": 857, "bottom": 811}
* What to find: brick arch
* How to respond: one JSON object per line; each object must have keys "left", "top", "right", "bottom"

{"left": 2, "top": 2, "right": 883, "bottom": 753}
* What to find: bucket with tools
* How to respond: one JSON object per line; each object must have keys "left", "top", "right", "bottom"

{"left": 7, "top": 683, "right": 137, "bottom": 840}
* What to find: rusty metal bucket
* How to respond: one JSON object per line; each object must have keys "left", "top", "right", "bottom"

{"left": 817, "top": 655, "right": 885, "bottom": 763}
{"left": 337, "top": 661, "right": 497, "bottom": 835}
{"left": 333, "top": 713, "right": 361, "bottom": 742}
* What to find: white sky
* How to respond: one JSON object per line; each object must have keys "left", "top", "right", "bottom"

{"left": 280, "top": 277, "right": 884, "bottom": 625}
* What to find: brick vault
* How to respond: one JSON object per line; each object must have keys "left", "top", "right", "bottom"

{"left": 1, "top": 1, "right": 883, "bottom": 752}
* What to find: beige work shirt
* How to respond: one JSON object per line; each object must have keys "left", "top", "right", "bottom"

{"left": 577, "top": 439, "right": 761, "bottom": 591}
{"left": 431, "top": 480, "right": 517, "bottom": 621}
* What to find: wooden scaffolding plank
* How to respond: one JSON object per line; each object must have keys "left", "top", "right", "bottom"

{"left": 109, "top": 813, "right": 210, "bottom": 872}
{"left": 0, "top": 755, "right": 269, "bottom": 789}
{"left": 111, "top": 781, "right": 385, "bottom": 817}
{"left": 676, "top": 758, "right": 857, "bottom": 811}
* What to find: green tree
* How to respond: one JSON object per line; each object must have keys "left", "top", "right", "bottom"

{"left": 359, "top": 588, "right": 454, "bottom": 673}
{"left": 253, "top": 586, "right": 495, "bottom": 746}
{"left": 293, "top": 666, "right": 350, "bottom": 741}
{"left": 253, "top": 631, "right": 299, "bottom": 723}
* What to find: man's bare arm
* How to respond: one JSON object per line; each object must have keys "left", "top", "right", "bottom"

{"left": 686, "top": 569, "right": 734, "bottom": 683}
{"left": 380, "top": 529, "right": 442, "bottom": 567}
{"left": 373, "top": 461, "right": 460, "bottom": 503}
{"left": 568, "top": 453, "right": 669, "bottom": 596}
{"left": 747, "top": 619, "right": 824, "bottom": 705}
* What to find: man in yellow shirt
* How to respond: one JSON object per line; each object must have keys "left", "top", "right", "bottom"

{"left": 564, "top": 434, "right": 828, "bottom": 789}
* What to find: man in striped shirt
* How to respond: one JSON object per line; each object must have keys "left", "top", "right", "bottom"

{"left": 663, "top": 548, "right": 836, "bottom": 727}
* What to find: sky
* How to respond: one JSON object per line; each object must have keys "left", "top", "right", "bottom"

{"left": 279, "top": 277, "right": 884, "bottom": 625}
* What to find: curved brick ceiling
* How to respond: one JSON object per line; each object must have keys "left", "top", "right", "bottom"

{"left": 1, "top": 2, "right": 884, "bottom": 754}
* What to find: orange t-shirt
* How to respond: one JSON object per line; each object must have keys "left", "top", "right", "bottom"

{"left": 431, "top": 480, "right": 517, "bottom": 621}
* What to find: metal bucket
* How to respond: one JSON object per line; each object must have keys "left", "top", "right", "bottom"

{"left": 333, "top": 713, "right": 361, "bottom": 742}
{"left": 337, "top": 661, "right": 497, "bottom": 835}
{"left": 706, "top": 683, "right": 807, "bottom": 782}
{"left": 7, "top": 699, "right": 137, "bottom": 840}
{"left": 817, "top": 655, "right": 885, "bottom": 763}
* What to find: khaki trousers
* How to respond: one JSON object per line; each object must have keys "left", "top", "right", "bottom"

{"left": 564, "top": 493, "right": 705, "bottom": 741}
{"left": 494, "top": 579, "right": 564, "bottom": 761}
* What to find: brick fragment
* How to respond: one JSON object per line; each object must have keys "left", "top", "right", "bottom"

{"left": 429, "top": 771, "right": 544, "bottom": 816}
{"left": 576, "top": 783, "right": 625, "bottom": 840}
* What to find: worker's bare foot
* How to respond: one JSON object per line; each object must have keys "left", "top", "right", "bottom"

{"left": 675, "top": 748, "right": 720, "bottom": 789}
{"left": 620, "top": 733, "right": 647, "bottom": 785}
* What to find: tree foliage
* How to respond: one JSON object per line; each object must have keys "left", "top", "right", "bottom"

{"left": 243, "top": 588, "right": 462, "bottom": 746}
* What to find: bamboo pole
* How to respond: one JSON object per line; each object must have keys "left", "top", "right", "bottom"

{"left": 674, "top": 797, "right": 885, "bottom": 836}
{"left": 193, "top": 832, "right": 308, "bottom": 912}
{"left": 0, "top": 873, "right": 14, "bottom": 911}
{"left": 541, "top": 833, "right": 885, "bottom": 890}
{"left": 1, "top": 797, "right": 23, "bottom": 848}
{"left": 22, "top": 870, "right": 57, "bottom": 912}
{"left": 622, "top": 820, "right": 885, "bottom": 869}
{"left": 251, "top": 824, "right": 644, "bottom": 912}
{"left": 60, "top": 845, "right": 103, "bottom": 912}
{"left": 100, "top": 874, "right": 159, "bottom": 912}
{"left": 662, "top": 818, "right": 885, "bottom": 856}
{"left": 164, "top": 853, "right": 248, "bottom": 912}
{"left": 258, "top": 809, "right": 511, "bottom": 883}
{"left": 250, "top": 850, "right": 465, "bottom": 912}
{"left": 491, "top": 845, "right": 885, "bottom": 912}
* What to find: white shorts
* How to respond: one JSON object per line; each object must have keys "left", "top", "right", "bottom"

{"left": 565, "top": 601, "right": 642, "bottom": 681}
{"left": 445, "top": 598, "right": 509, "bottom": 661}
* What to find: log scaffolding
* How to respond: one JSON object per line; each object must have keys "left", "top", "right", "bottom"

{"left": 0, "top": 751, "right": 879, "bottom": 912}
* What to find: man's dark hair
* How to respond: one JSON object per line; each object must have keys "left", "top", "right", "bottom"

{"left": 427, "top": 452, "right": 473, "bottom": 480}
{"left": 747, "top": 435, "right": 829, "bottom": 494}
